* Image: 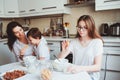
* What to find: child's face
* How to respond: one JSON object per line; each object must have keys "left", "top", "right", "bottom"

{"left": 28, "top": 36, "right": 39, "bottom": 45}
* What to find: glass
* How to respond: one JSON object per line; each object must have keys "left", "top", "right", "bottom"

{"left": 76, "top": 26, "right": 87, "bottom": 31}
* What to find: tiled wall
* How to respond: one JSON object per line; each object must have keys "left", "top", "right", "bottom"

{"left": 2, "top": 6, "right": 120, "bottom": 35}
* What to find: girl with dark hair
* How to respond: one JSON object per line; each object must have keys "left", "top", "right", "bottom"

{"left": 58, "top": 15, "right": 103, "bottom": 80}
{"left": 27, "top": 28, "right": 50, "bottom": 60}
{"left": 6, "top": 21, "right": 34, "bottom": 61}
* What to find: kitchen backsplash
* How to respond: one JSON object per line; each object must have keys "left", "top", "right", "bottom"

{"left": 1, "top": 6, "right": 120, "bottom": 35}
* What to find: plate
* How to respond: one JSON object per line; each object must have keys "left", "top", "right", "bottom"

{"left": 0, "top": 69, "right": 27, "bottom": 80}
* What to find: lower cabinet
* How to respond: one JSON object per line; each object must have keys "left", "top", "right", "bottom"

{"left": 100, "top": 41, "right": 120, "bottom": 80}
{"left": 105, "top": 71, "right": 120, "bottom": 80}
{"left": 0, "top": 41, "right": 16, "bottom": 65}
{"left": 47, "top": 41, "right": 61, "bottom": 60}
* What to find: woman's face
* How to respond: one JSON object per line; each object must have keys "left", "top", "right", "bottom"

{"left": 12, "top": 26, "right": 25, "bottom": 39}
{"left": 77, "top": 20, "right": 88, "bottom": 37}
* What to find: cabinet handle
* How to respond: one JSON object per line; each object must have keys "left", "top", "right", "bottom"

{"left": 19, "top": 10, "right": 25, "bottom": 13}
{"left": 104, "top": 0, "right": 120, "bottom": 3}
{"left": 48, "top": 43, "right": 53, "bottom": 45}
{"left": 104, "top": 69, "right": 120, "bottom": 72}
{"left": 50, "top": 50, "right": 54, "bottom": 51}
{"left": 29, "top": 9, "right": 36, "bottom": 12}
{"left": 106, "top": 54, "right": 120, "bottom": 56}
{"left": 3, "top": 43, "right": 7, "bottom": 45}
{"left": 42, "top": 6, "right": 57, "bottom": 10}
{"left": 8, "top": 11, "right": 15, "bottom": 13}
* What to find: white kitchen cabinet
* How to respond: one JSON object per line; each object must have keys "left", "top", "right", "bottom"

{"left": 18, "top": 0, "right": 40, "bottom": 17}
{"left": 39, "top": 0, "right": 70, "bottom": 15}
{"left": 100, "top": 41, "right": 120, "bottom": 80}
{"left": 95, "top": 0, "right": 120, "bottom": 11}
{"left": 105, "top": 71, "right": 120, "bottom": 80}
{"left": 0, "top": 0, "right": 4, "bottom": 17}
{"left": 47, "top": 41, "right": 61, "bottom": 60}
{"left": 1, "top": 0, "right": 70, "bottom": 18}
{"left": 4, "top": 0, "right": 19, "bottom": 17}
{"left": 0, "top": 41, "right": 16, "bottom": 65}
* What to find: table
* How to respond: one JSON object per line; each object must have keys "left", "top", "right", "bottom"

{"left": 0, "top": 62, "right": 91, "bottom": 80}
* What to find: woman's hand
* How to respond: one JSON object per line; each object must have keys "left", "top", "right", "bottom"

{"left": 67, "top": 65, "right": 82, "bottom": 74}
{"left": 62, "top": 40, "right": 69, "bottom": 51}
{"left": 19, "top": 45, "right": 28, "bottom": 60}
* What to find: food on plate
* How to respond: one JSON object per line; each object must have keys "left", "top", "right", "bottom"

{"left": 3, "top": 70, "right": 25, "bottom": 80}
{"left": 41, "top": 69, "right": 51, "bottom": 80}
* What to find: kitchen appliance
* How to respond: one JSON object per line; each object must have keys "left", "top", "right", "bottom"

{"left": 0, "top": 21, "right": 3, "bottom": 39}
{"left": 100, "top": 23, "right": 109, "bottom": 36}
{"left": 110, "top": 23, "right": 120, "bottom": 36}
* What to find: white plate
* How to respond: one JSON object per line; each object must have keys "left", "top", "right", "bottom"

{"left": 0, "top": 69, "right": 27, "bottom": 80}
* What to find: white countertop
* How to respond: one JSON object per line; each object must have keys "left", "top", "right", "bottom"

{"left": 45, "top": 36, "right": 120, "bottom": 43}
{"left": 102, "top": 36, "right": 120, "bottom": 42}
{"left": 0, "top": 36, "right": 120, "bottom": 42}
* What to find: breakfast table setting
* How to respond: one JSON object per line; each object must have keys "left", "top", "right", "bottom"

{"left": 0, "top": 56, "right": 91, "bottom": 80}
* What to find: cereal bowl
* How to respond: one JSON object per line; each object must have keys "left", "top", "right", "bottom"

{"left": 52, "top": 58, "right": 69, "bottom": 72}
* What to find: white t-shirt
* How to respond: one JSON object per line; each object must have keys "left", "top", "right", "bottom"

{"left": 13, "top": 39, "right": 34, "bottom": 61}
{"left": 68, "top": 38, "right": 103, "bottom": 80}
{"left": 33, "top": 37, "right": 50, "bottom": 60}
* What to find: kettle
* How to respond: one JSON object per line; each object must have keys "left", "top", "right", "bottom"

{"left": 100, "top": 23, "right": 109, "bottom": 36}
{"left": 110, "top": 23, "right": 120, "bottom": 36}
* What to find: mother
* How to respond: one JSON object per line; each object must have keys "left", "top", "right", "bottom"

{"left": 6, "top": 21, "right": 34, "bottom": 61}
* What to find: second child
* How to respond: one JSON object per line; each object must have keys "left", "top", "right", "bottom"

{"left": 27, "top": 28, "right": 50, "bottom": 60}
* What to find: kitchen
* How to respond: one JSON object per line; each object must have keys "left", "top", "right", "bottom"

{"left": 0, "top": 0, "right": 120, "bottom": 80}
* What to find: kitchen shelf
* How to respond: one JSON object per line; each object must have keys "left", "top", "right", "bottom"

{"left": 64, "top": 1, "right": 95, "bottom": 8}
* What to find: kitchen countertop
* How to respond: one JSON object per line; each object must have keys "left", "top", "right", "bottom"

{"left": 102, "top": 36, "right": 120, "bottom": 42}
{"left": 0, "top": 36, "right": 120, "bottom": 42}
{"left": 45, "top": 36, "right": 120, "bottom": 43}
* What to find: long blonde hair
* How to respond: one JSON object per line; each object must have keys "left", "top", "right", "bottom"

{"left": 76, "top": 15, "right": 103, "bottom": 42}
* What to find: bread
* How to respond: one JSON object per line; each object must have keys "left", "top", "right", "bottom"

{"left": 41, "top": 69, "right": 51, "bottom": 80}
{"left": 65, "top": 40, "right": 69, "bottom": 48}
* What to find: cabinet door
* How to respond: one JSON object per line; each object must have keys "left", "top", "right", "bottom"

{"left": 107, "top": 55, "right": 120, "bottom": 71}
{"left": 0, "top": 0, "right": 4, "bottom": 17}
{"left": 106, "top": 71, "right": 120, "bottom": 80}
{"left": 100, "top": 70, "right": 105, "bottom": 80}
{"left": 4, "top": 0, "right": 19, "bottom": 17}
{"left": 18, "top": 0, "right": 28, "bottom": 15}
{"left": 40, "top": 0, "right": 69, "bottom": 15}
{"left": 47, "top": 41, "right": 61, "bottom": 60}
{"left": 18, "top": 0, "right": 40, "bottom": 16}
{"left": 0, "top": 42, "right": 16, "bottom": 65}
{"left": 95, "top": 0, "right": 120, "bottom": 10}
{"left": 101, "top": 55, "right": 106, "bottom": 69}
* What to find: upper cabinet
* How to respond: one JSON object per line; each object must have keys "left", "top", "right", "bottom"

{"left": 95, "top": 0, "right": 120, "bottom": 11}
{"left": 0, "top": 0, "right": 4, "bottom": 17}
{"left": 39, "top": 0, "right": 70, "bottom": 15}
{"left": 0, "top": 0, "right": 70, "bottom": 18}
{"left": 18, "top": 0, "right": 40, "bottom": 17}
{"left": 4, "top": 0, "right": 19, "bottom": 17}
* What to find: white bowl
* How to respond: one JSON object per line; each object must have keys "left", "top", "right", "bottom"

{"left": 52, "top": 58, "right": 69, "bottom": 72}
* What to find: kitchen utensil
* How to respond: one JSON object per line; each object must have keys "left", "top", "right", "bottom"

{"left": 100, "top": 23, "right": 109, "bottom": 36}
{"left": 110, "top": 23, "right": 120, "bottom": 36}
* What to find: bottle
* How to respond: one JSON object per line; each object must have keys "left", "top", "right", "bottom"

{"left": 64, "top": 27, "right": 69, "bottom": 38}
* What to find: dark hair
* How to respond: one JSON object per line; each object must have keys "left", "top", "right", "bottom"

{"left": 27, "top": 28, "right": 42, "bottom": 39}
{"left": 76, "top": 15, "right": 103, "bottom": 41}
{"left": 6, "top": 21, "right": 23, "bottom": 51}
